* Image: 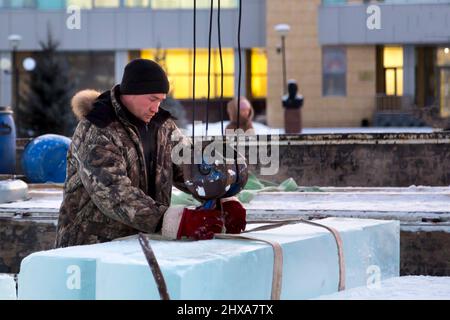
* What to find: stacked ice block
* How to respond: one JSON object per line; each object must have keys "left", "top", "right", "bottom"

{"left": 18, "top": 217, "right": 400, "bottom": 300}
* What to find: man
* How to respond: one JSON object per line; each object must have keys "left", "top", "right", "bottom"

{"left": 55, "top": 59, "right": 245, "bottom": 248}
{"left": 225, "top": 96, "right": 255, "bottom": 133}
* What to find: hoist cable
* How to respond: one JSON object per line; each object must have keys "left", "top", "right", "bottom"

{"left": 218, "top": 0, "right": 225, "bottom": 136}
{"left": 205, "top": 0, "right": 214, "bottom": 137}
{"left": 234, "top": 0, "right": 243, "bottom": 182}
{"left": 192, "top": 0, "right": 197, "bottom": 144}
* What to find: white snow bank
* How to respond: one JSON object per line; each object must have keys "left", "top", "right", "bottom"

{"left": 314, "top": 276, "right": 450, "bottom": 300}
{"left": 185, "top": 121, "right": 434, "bottom": 136}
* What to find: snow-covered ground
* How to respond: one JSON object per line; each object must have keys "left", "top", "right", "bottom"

{"left": 314, "top": 276, "right": 450, "bottom": 300}
{"left": 185, "top": 121, "right": 435, "bottom": 136}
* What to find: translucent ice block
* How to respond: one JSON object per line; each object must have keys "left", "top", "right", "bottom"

{"left": 18, "top": 218, "right": 399, "bottom": 300}
{"left": 0, "top": 274, "right": 16, "bottom": 300}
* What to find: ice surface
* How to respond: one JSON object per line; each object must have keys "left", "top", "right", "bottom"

{"left": 314, "top": 276, "right": 450, "bottom": 300}
{"left": 18, "top": 218, "right": 399, "bottom": 300}
{"left": 0, "top": 274, "right": 16, "bottom": 300}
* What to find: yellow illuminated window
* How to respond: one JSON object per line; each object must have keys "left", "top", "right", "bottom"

{"left": 125, "top": 0, "right": 149, "bottom": 7}
{"left": 251, "top": 48, "right": 267, "bottom": 98}
{"left": 94, "top": 0, "right": 119, "bottom": 7}
{"left": 383, "top": 47, "right": 403, "bottom": 68}
{"left": 141, "top": 48, "right": 234, "bottom": 99}
{"left": 437, "top": 47, "right": 450, "bottom": 66}
{"left": 383, "top": 46, "right": 403, "bottom": 96}
{"left": 66, "top": 0, "right": 92, "bottom": 8}
{"left": 440, "top": 69, "right": 450, "bottom": 117}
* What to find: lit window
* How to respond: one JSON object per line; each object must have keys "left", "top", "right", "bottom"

{"left": 125, "top": 0, "right": 149, "bottom": 7}
{"left": 66, "top": 0, "right": 93, "bottom": 8}
{"left": 322, "top": 46, "right": 346, "bottom": 96}
{"left": 383, "top": 46, "right": 403, "bottom": 96}
{"left": 141, "top": 48, "right": 234, "bottom": 100}
{"left": 250, "top": 48, "right": 267, "bottom": 98}
{"left": 437, "top": 47, "right": 450, "bottom": 66}
{"left": 94, "top": 0, "right": 119, "bottom": 7}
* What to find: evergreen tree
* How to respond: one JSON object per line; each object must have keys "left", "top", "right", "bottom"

{"left": 17, "top": 30, "right": 75, "bottom": 137}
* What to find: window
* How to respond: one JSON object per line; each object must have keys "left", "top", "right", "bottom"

{"left": 383, "top": 46, "right": 403, "bottom": 96}
{"left": 65, "top": 51, "right": 116, "bottom": 92}
{"left": 250, "top": 48, "right": 267, "bottom": 98}
{"left": 437, "top": 47, "right": 450, "bottom": 67}
{"left": 151, "top": 0, "right": 237, "bottom": 9}
{"left": 66, "top": 0, "right": 119, "bottom": 8}
{"left": 93, "top": 0, "right": 119, "bottom": 7}
{"left": 141, "top": 48, "right": 234, "bottom": 100}
{"left": 322, "top": 46, "right": 346, "bottom": 96}
{"left": 125, "top": 0, "right": 149, "bottom": 7}
{"left": 66, "top": 0, "right": 93, "bottom": 8}
{"left": 5, "top": 0, "right": 35, "bottom": 8}
{"left": 322, "top": 0, "right": 347, "bottom": 4}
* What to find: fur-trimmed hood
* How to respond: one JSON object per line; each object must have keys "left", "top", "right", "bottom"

{"left": 70, "top": 86, "right": 173, "bottom": 130}
{"left": 71, "top": 89, "right": 101, "bottom": 121}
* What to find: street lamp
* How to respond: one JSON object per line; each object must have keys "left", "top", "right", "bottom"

{"left": 8, "top": 34, "right": 22, "bottom": 111}
{"left": 274, "top": 24, "right": 290, "bottom": 93}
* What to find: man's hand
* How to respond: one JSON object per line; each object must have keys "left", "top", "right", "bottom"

{"left": 217, "top": 197, "right": 247, "bottom": 234}
{"left": 161, "top": 206, "right": 224, "bottom": 240}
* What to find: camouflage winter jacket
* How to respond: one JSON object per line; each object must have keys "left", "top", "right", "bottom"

{"left": 55, "top": 85, "right": 188, "bottom": 248}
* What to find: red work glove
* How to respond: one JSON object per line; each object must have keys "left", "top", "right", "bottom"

{"left": 218, "top": 197, "right": 247, "bottom": 234}
{"left": 161, "top": 206, "right": 224, "bottom": 240}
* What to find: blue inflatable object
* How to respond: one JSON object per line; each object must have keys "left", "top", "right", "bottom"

{"left": 0, "top": 106, "right": 16, "bottom": 174}
{"left": 22, "top": 134, "right": 71, "bottom": 183}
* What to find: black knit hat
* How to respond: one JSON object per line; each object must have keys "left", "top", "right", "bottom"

{"left": 120, "top": 59, "right": 170, "bottom": 95}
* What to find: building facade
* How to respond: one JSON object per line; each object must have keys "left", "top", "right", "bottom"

{"left": 0, "top": 0, "right": 267, "bottom": 124}
{"left": 0, "top": 0, "right": 449, "bottom": 128}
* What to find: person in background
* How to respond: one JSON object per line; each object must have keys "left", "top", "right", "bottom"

{"left": 225, "top": 96, "right": 255, "bottom": 133}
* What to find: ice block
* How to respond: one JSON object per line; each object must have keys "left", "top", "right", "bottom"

{"left": 18, "top": 218, "right": 400, "bottom": 300}
{"left": 0, "top": 274, "right": 16, "bottom": 300}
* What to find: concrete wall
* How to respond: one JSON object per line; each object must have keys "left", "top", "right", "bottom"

{"left": 249, "top": 132, "right": 450, "bottom": 186}
{"left": 319, "top": 2, "right": 450, "bottom": 45}
{"left": 266, "top": 0, "right": 376, "bottom": 128}
{"left": 401, "top": 231, "right": 450, "bottom": 276}
{"left": 0, "top": 218, "right": 55, "bottom": 273}
{"left": 0, "top": 1, "right": 266, "bottom": 51}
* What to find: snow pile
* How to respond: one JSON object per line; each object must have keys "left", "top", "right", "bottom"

{"left": 314, "top": 276, "right": 450, "bottom": 300}
{"left": 185, "top": 121, "right": 434, "bottom": 136}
